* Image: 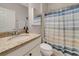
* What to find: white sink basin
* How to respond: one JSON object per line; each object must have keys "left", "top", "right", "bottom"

{"left": 19, "top": 33, "right": 29, "bottom": 36}
{"left": 7, "top": 34, "right": 29, "bottom": 41}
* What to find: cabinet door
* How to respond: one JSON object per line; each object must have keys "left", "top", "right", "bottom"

{"left": 0, "top": 37, "right": 41, "bottom": 56}
{"left": 24, "top": 45, "right": 41, "bottom": 56}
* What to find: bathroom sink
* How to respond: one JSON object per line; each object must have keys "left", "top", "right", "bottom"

{"left": 7, "top": 34, "right": 29, "bottom": 41}
{"left": 19, "top": 33, "right": 29, "bottom": 36}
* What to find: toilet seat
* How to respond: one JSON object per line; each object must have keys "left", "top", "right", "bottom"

{"left": 40, "top": 43, "right": 52, "bottom": 50}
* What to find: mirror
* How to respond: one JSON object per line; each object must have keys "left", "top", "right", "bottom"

{"left": 0, "top": 7, "right": 15, "bottom": 37}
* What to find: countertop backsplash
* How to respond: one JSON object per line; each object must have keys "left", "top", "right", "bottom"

{"left": 0, "top": 28, "right": 26, "bottom": 38}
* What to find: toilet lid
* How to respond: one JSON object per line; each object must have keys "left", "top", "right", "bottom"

{"left": 40, "top": 43, "right": 52, "bottom": 50}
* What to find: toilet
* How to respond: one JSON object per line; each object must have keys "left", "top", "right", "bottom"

{"left": 40, "top": 43, "right": 53, "bottom": 56}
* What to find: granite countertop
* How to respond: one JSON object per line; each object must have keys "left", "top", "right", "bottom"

{"left": 0, "top": 33, "right": 40, "bottom": 53}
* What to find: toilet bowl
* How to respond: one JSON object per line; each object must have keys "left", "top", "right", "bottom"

{"left": 40, "top": 43, "right": 53, "bottom": 56}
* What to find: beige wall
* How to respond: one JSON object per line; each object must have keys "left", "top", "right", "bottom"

{"left": 34, "top": 3, "right": 48, "bottom": 15}
{"left": 32, "top": 25, "right": 41, "bottom": 34}
{"left": 0, "top": 3, "right": 28, "bottom": 29}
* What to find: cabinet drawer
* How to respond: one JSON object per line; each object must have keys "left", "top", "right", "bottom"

{"left": 24, "top": 45, "right": 41, "bottom": 56}
{"left": 1, "top": 37, "right": 41, "bottom": 56}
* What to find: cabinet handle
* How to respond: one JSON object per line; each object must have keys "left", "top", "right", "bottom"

{"left": 29, "top": 53, "right": 32, "bottom": 56}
